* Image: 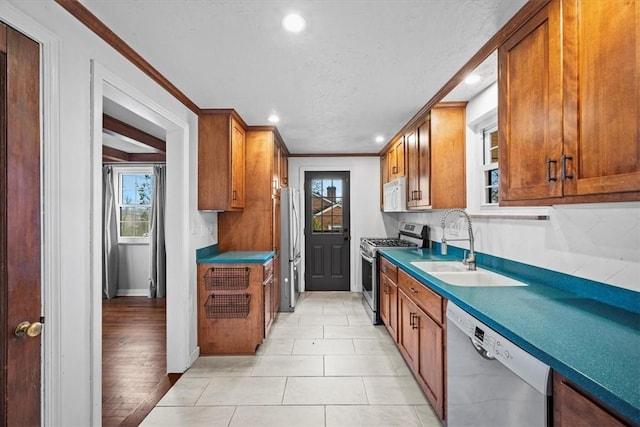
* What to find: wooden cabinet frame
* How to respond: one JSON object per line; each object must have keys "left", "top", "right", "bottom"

{"left": 499, "top": 0, "right": 640, "bottom": 205}
{"left": 198, "top": 109, "right": 247, "bottom": 211}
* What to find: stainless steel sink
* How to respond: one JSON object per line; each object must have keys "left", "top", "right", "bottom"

{"left": 410, "top": 261, "right": 527, "bottom": 287}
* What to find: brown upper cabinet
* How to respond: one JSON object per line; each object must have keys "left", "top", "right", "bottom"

{"left": 430, "top": 103, "right": 467, "bottom": 209}
{"left": 387, "top": 136, "right": 406, "bottom": 181}
{"left": 499, "top": 0, "right": 640, "bottom": 205}
{"left": 280, "top": 149, "right": 289, "bottom": 188}
{"left": 406, "top": 125, "right": 428, "bottom": 209}
{"left": 403, "top": 103, "right": 466, "bottom": 210}
{"left": 272, "top": 136, "right": 289, "bottom": 196}
{"left": 380, "top": 152, "right": 389, "bottom": 210}
{"left": 198, "top": 109, "right": 246, "bottom": 211}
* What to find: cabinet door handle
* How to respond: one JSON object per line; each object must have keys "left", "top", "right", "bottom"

{"left": 409, "top": 312, "right": 418, "bottom": 329}
{"left": 546, "top": 158, "right": 558, "bottom": 182}
{"left": 562, "top": 154, "right": 574, "bottom": 180}
{"left": 232, "top": 189, "right": 237, "bottom": 200}
{"left": 417, "top": 190, "right": 422, "bottom": 201}
{"left": 409, "top": 287, "right": 418, "bottom": 294}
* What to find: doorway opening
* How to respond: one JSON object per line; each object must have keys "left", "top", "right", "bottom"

{"left": 91, "top": 62, "right": 193, "bottom": 425}
{"left": 304, "top": 171, "right": 351, "bottom": 291}
{"left": 100, "top": 102, "right": 172, "bottom": 424}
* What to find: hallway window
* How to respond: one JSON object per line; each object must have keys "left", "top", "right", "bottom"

{"left": 116, "top": 168, "right": 154, "bottom": 242}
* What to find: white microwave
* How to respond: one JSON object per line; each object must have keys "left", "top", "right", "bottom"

{"left": 383, "top": 177, "right": 407, "bottom": 212}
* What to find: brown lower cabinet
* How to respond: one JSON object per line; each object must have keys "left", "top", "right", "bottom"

{"left": 197, "top": 259, "right": 272, "bottom": 354}
{"left": 379, "top": 257, "right": 399, "bottom": 341}
{"left": 396, "top": 269, "right": 445, "bottom": 421}
{"left": 263, "top": 258, "right": 274, "bottom": 337}
{"left": 382, "top": 259, "right": 635, "bottom": 426}
{"left": 553, "top": 372, "right": 632, "bottom": 427}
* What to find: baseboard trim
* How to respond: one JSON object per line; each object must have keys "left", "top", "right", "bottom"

{"left": 116, "top": 289, "right": 148, "bottom": 297}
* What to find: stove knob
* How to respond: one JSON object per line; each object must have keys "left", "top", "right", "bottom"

{"left": 504, "top": 350, "right": 510, "bottom": 359}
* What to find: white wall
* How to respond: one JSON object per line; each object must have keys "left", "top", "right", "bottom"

{"left": 117, "top": 244, "right": 150, "bottom": 295}
{"left": 2, "top": 1, "right": 217, "bottom": 424}
{"left": 288, "top": 156, "right": 386, "bottom": 292}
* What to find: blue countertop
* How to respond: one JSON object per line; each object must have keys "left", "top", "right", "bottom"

{"left": 379, "top": 247, "right": 640, "bottom": 424}
{"left": 196, "top": 244, "right": 274, "bottom": 264}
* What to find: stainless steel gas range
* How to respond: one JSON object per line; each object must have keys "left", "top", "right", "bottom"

{"left": 360, "top": 222, "right": 429, "bottom": 324}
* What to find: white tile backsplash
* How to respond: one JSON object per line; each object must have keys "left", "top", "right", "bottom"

{"left": 396, "top": 201, "right": 640, "bottom": 292}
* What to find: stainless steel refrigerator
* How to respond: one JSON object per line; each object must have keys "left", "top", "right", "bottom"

{"left": 280, "top": 188, "right": 301, "bottom": 312}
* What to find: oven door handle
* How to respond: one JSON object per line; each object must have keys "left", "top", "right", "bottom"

{"left": 361, "top": 253, "right": 375, "bottom": 264}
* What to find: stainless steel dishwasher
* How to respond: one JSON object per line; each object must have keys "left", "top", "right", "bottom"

{"left": 446, "top": 302, "right": 552, "bottom": 427}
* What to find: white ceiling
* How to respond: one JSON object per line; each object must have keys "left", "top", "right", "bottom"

{"left": 84, "top": 0, "right": 527, "bottom": 154}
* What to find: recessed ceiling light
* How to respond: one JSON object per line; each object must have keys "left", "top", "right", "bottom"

{"left": 464, "top": 74, "right": 481, "bottom": 85}
{"left": 282, "top": 13, "right": 306, "bottom": 33}
{"left": 375, "top": 135, "right": 384, "bottom": 143}
{"left": 268, "top": 114, "right": 280, "bottom": 123}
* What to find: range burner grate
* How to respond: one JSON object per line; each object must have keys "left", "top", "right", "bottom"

{"left": 362, "top": 238, "right": 418, "bottom": 248}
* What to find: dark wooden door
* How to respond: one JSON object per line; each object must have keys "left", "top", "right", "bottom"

{"left": 0, "top": 23, "right": 42, "bottom": 426}
{"left": 304, "top": 171, "right": 350, "bottom": 291}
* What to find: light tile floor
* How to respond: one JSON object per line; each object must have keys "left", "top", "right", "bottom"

{"left": 141, "top": 291, "right": 441, "bottom": 427}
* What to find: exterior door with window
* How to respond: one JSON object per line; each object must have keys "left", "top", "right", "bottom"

{"left": 304, "top": 171, "right": 350, "bottom": 291}
{"left": 1, "top": 23, "right": 42, "bottom": 425}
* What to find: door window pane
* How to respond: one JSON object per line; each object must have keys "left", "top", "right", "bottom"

{"left": 311, "top": 177, "right": 344, "bottom": 233}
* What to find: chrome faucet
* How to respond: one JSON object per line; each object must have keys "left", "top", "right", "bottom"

{"left": 440, "top": 209, "right": 476, "bottom": 270}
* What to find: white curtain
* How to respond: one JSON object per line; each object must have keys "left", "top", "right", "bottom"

{"left": 102, "top": 165, "right": 119, "bottom": 298}
{"left": 149, "top": 165, "right": 166, "bottom": 298}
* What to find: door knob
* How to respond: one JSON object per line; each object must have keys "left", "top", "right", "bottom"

{"left": 14, "top": 321, "right": 43, "bottom": 338}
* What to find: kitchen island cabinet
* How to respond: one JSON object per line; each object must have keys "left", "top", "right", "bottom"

{"left": 197, "top": 256, "right": 273, "bottom": 354}
{"left": 198, "top": 109, "right": 246, "bottom": 211}
{"left": 499, "top": 0, "right": 640, "bottom": 205}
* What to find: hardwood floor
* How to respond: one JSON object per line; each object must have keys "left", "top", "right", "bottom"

{"left": 102, "top": 297, "right": 180, "bottom": 426}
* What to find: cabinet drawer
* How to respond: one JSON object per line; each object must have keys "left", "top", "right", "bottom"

{"left": 398, "top": 269, "right": 442, "bottom": 324}
{"left": 379, "top": 257, "right": 398, "bottom": 282}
